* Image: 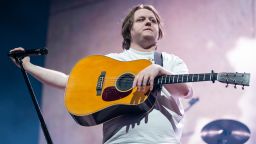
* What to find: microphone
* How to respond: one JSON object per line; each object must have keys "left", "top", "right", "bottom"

{"left": 8, "top": 48, "right": 48, "bottom": 58}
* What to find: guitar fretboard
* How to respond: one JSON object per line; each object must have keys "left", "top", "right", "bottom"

{"left": 155, "top": 73, "right": 218, "bottom": 85}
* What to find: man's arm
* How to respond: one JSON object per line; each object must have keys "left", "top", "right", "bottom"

{"left": 132, "top": 64, "right": 192, "bottom": 98}
{"left": 10, "top": 47, "right": 68, "bottom": 89}
{"left": 159, "top": 67, "right": 193, "bottom": 98}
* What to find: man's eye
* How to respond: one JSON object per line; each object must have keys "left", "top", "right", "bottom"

{"left": 151, "top": 19, "right": 157, "bottom": 23}
{"left": 137, "top": 18, "right": 144, "bottom": 22}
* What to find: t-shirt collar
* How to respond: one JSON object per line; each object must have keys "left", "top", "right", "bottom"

{"left": 127, "top": 47, "right": 155, "bottom": 56}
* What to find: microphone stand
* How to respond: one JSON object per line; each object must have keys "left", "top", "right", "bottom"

{"left": 14, "top": 56, "right": 53, "bottom": 144}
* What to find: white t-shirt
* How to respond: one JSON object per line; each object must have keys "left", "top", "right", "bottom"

{"left": 103, "top": 48, "right": 192, "bottom": 144}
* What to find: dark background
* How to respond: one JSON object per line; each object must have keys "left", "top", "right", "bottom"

{"left": 0, "top": 0, "right": 50, "bottom": 143}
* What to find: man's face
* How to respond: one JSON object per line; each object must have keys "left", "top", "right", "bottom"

{"left": 130, "top": 8, "right": 159, "bottom": 44}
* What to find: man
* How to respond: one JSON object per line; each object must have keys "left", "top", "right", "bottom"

{"left": 10, "top": 4, "right": 192, "bottom": 144}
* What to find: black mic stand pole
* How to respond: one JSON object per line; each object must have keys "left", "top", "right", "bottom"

{"left": 14, "top": 56, "right": 53, "bottom": 144}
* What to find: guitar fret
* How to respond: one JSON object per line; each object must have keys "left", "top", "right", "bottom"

{"left": 156, "top": 73, "right": 217, "bottom": 85}
{"left": 164, "top": 73, "right": 221, "bottom": 84}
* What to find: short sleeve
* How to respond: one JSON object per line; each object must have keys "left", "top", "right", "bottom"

{"left": 162, "top": 52, "right": 189, "bottom": 75}
{"left": 161, "top": 52, "right": 193, "bottom": 99}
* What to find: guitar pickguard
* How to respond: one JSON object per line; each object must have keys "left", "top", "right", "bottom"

{"left": 102, "top": 86, "right": 132, "bottom": 101}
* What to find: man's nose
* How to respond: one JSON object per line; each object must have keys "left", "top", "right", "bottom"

{"left": 145, "top": 19, "right": 152, "bottom": 26}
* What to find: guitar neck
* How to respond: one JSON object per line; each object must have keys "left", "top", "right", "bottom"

{"left": 155, "top": 73, "right": 218, "bottom": 85}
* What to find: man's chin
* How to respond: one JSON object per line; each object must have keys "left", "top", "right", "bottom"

{"left": 142, "top": 35, "right": 156, "bottom": 41}
{"left": 141, "top": 38, "right": 157, "bottom": 49}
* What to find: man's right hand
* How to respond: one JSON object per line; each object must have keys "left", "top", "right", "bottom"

{"left": 9, "top": 47, "right": 68, "bottom": 89}
{"left": 9, "top": 47, "right": 32, "bottom": 70}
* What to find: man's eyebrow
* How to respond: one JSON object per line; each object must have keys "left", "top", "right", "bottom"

{"left": 136, "top": 16, "right": 145, "bottom": 18}
{"left": 149, "top": 16, "right": 156, "bottom": 19}
{"left": 136, "top": 16, "right": 155, "bottom": 19}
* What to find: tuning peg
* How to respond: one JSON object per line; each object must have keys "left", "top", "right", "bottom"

{"left": 225, "top": 79, "right": 229, "bottom": 88}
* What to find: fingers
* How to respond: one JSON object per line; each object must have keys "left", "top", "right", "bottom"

{"left": 149, "top": 76, "right": 154, "bottom": 91}
{"left": 9, "top": 47, "right": 24, "bottom": 60}
{"left": 133, "top": 64, "right": 161, "bottom": 92}
{"left": 133, "top": 74, "right": 144, "bottom": 91}
{"left": 10, "top": 47, "right": 24, "bottom": 53}
{"left": 132, "top": 75, "right": 138, "bottom": 89}
{"left": 133, "top": 73, "right": 151, "bottom": 92}
{"left": 9, "top": 47, "right": 30, "bottom": 68}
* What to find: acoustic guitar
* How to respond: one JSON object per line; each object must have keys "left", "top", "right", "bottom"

{"left": 64, "top": 55, "right": 250, "bottom": 126}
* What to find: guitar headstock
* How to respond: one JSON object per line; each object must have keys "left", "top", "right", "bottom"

{"left": 217, "top": 72, "right": 250, "bottom": 89}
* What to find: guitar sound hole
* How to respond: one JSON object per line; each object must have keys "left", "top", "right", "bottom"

{"left": 116, "top": 73, "right": 134, "bottom": 91}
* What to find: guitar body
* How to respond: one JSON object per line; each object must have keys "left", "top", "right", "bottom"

{"left": 65, "top": 55, "right": 155, "bottom": 126}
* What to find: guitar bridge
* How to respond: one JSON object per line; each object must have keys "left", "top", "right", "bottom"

{"left": 96, "top": 71, "right": 106, "bottom": 96}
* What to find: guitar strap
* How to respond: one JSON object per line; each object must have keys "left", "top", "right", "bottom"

{"left": 153, "top": 52, "right": 180, "bottom": 132}
{"left": 154, "top": 51, "right": 163, "bottom": 67}
{"left": 154, "top": 52, "right": 163, "bottom": 90}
